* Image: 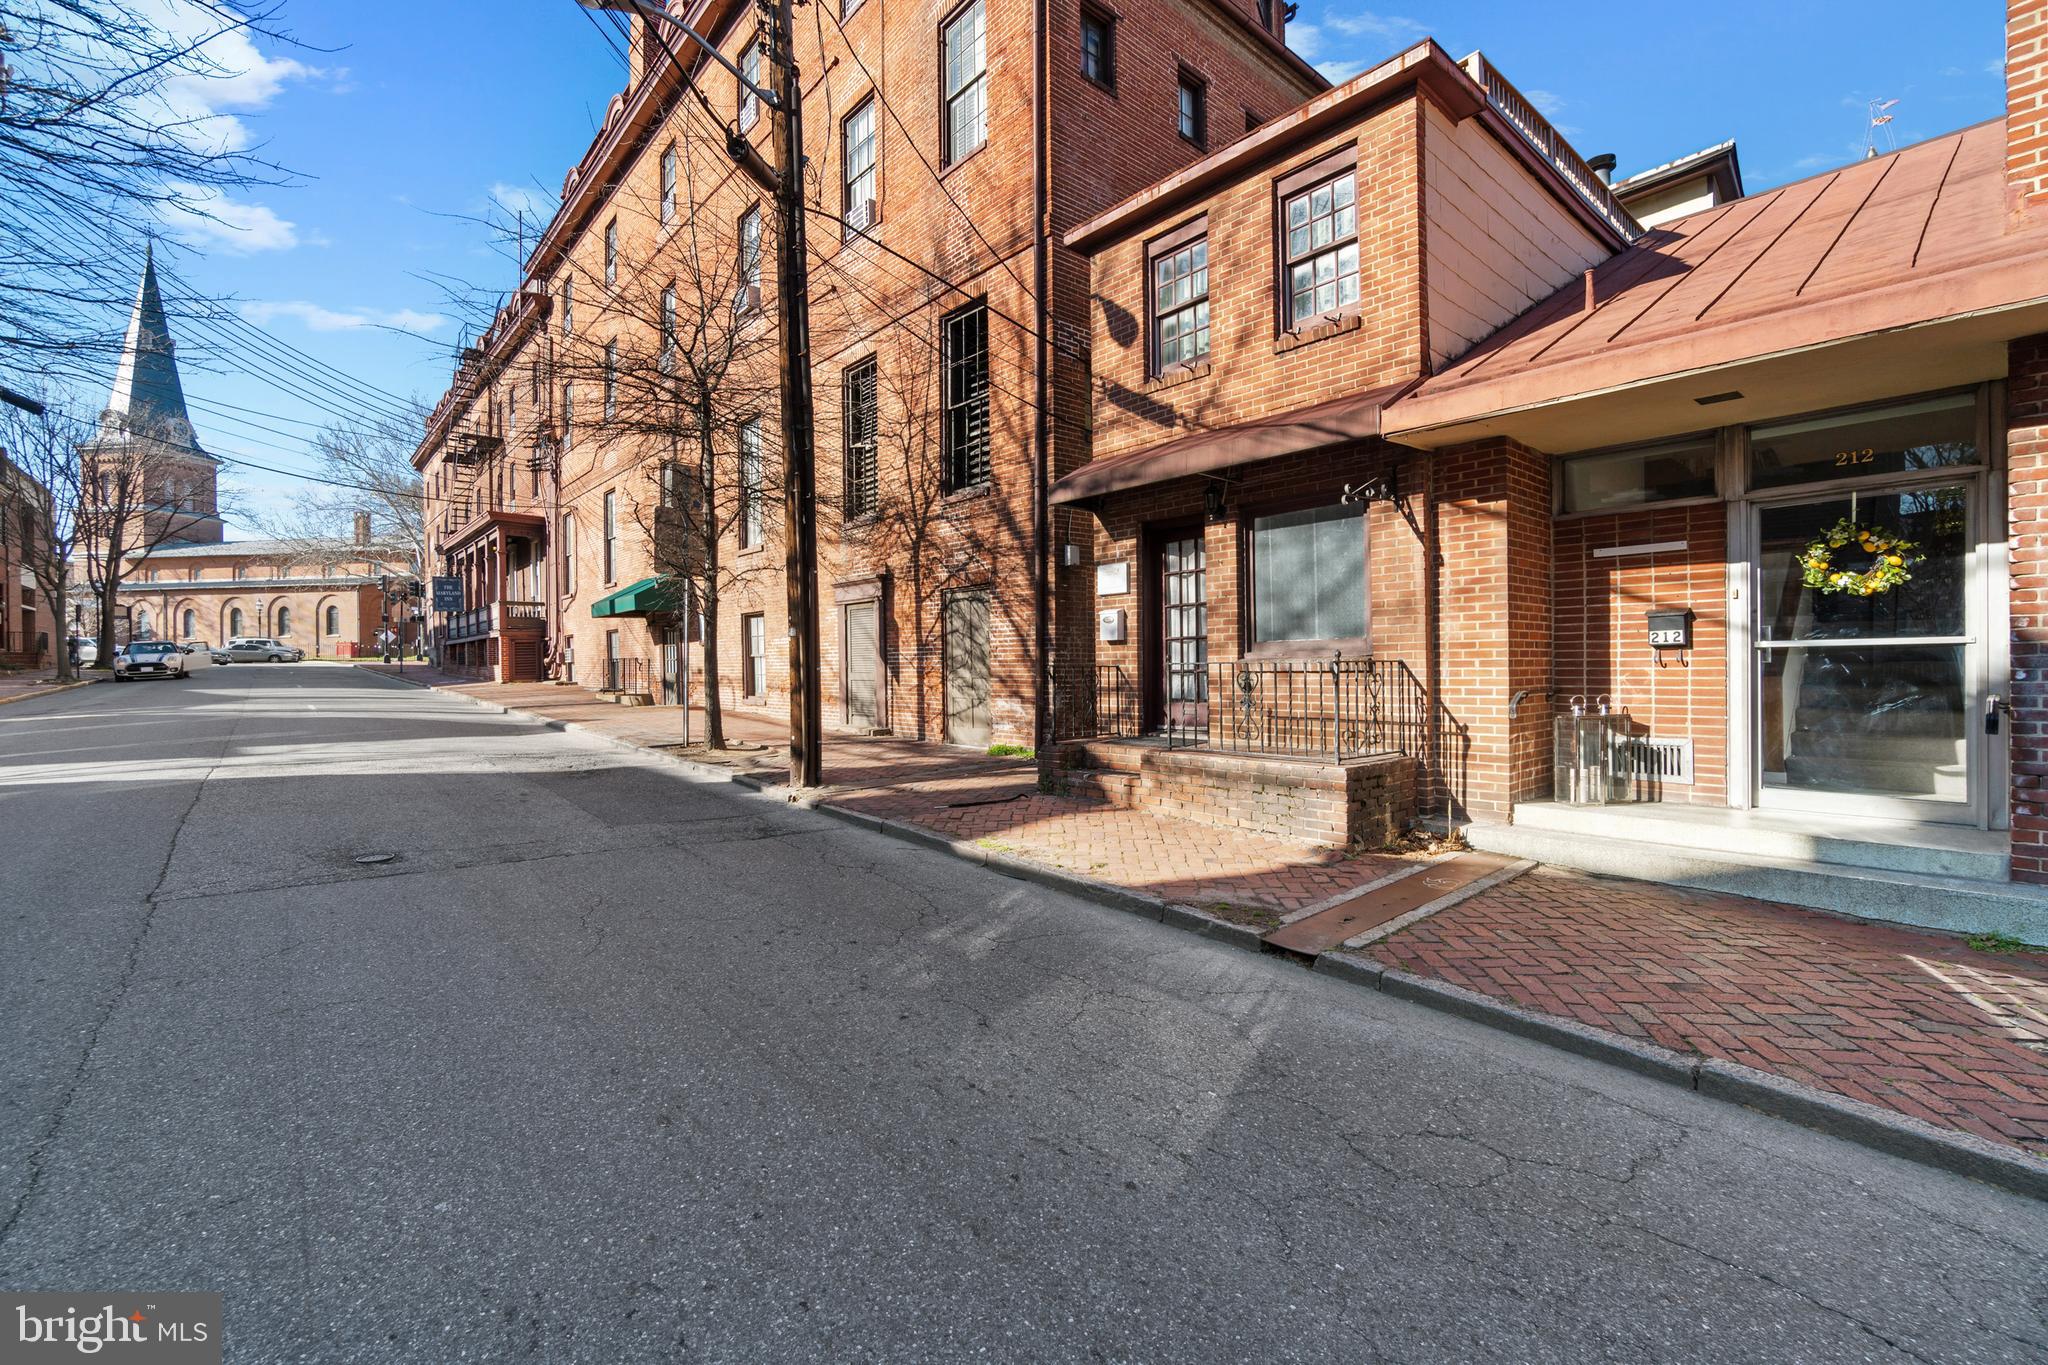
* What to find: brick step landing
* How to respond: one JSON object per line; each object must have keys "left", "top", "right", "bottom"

{"left": 1467, "top": 819, "right": 2048, "bottom": 941}
{"left": 1056, "top": 738, "right": 1414, "bottom": 848}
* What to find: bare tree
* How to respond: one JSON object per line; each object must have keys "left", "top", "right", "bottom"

{"left": 75, "top": 413, "right": 228, "bottom": 665}
{"left": 569, "top": 123, "right": 786, "bottom": 748}
{"left": 0, "top": 397, "right": 84, "bottom": 679}
{"left": 254, "top": 406, "right": 430, "bottom": 577}
{"left": 0, "top": 1, "right": 301, "bottom": 392}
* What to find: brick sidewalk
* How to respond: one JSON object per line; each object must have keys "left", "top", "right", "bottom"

{"left": 1354, "top": 867, "right": 2048, "bottom": 1158}
{"left": 355, "top": 664, "right": 1405, "bottom": 917}
{"left": 359, "top": 662, "right": 2048, "bottom": 1160}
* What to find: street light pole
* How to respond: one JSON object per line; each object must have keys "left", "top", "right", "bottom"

{"left": 577, "top": 0, "right": 821, "bottom": 788}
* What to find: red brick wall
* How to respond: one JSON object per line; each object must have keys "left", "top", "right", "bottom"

{"left": 2009, "top": 334, "right": 2048, "bottom": 881}
{"left": 1085, "top": 95, "right": 1427, "bottom": 465}
{"left": 2011, "top": 0, "right": 2048, "bottom": 216}
{"left": 1433, "top": 437, "right": 1551, "bottom": 821}
{"left": 1552, "top": 504, "right": 1730, "bottom": 805}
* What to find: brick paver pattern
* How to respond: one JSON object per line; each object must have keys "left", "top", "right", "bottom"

{"left": 1361, "top": 867, "right": 2048, "bottom": 1157}
{"left": 363, "top": 664, "right": 2048, "bottom": 1158}
{"left": 361, "top": 667, "right": 1404, "bottom": 916}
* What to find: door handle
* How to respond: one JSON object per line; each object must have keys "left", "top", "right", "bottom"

{"left": 1987, "top": 694, "right": 2003, "bottom": 736}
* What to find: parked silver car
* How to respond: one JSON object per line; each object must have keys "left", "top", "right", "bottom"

{"left": 224, "top": 637, "right": 304, "bottom": 663}
{"left": 184, "top": 639, "right": 231, "bottom": 665}
{"left": 112, "top": 640, "right": 190, "bottom": 680}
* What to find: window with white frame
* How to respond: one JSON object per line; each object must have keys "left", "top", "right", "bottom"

{"left": 740, "top": 40, "right": 762, "bottom": 132}
{"left": 843, "top": 357, "right": 878, "bottom": 518}
{"left": 738, "top": 206, "right": 762, "bottom": 312}
{"left": 602, "top": 489, "right": 617, "bottom": 582}
{"left": 660, "top": 284, "right": 677, "bottom": 370}
{"left": 603, "top": 340, "right": 617, "bottom": 421}
{"left": 1150, "top": 225, "right": 1209, "bottom": 372}
{"left": 843, "top": 97, "right": 877, "bottom": 231}
{"left": 604, "top": 218, "right": 618, "bottom": 287}
{"left": 660, "top": 145, "right": 678, "bottom": 225}
{"left": 942, "top": 0, "right": 987, "bottom": 164}
{"left": 739, "top": 417, "right": 764, "bottom": 547}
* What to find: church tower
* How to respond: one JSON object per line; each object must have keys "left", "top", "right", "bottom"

{"left": 79, "top": 245, "right": 224, "bottom": 546}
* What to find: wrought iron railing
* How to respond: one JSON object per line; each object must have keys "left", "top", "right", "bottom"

{"left": 1461, "top": 53, "right": 1641, "bottom": 243}
{"left": 1168, "top": 656, "right": 1426, "bottom": 762}
{"left": 605, "top": 656, "right": 651, "bottom": 694}
{"left": 1053, "top": 665, "right": 1138, "bottom": 742}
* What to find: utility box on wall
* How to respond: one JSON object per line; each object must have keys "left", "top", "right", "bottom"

{"left": 1646, "top": 609, "right": 1694, "bottom": 650}
{"left": 1099, "top": 609, "right": 1127, "bottom": 643}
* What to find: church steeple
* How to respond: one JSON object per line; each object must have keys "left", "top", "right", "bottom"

{"left": 98, "top": 242, "right": 206, "bottom": 457}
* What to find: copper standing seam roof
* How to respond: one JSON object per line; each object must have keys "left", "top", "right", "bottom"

{"left": 1048, "top": 380, "right": 1416, "bottom": 505}
{"left": 1388, "top": 120, "right": 2048, "bottom": 435}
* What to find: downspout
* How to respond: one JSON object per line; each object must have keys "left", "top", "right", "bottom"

{"left": 1031, "top": 0, "right": 1052, "bottom": 754}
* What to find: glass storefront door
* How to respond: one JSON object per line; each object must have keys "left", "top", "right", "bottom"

{"left": 1753, "top": 479, "right": 1980, "bottom": 821}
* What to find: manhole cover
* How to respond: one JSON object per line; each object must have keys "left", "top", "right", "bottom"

{"left": 353, "top": 853, "right": 397, "bottom": 865}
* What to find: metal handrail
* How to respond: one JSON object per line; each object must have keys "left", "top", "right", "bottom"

{"left": 605, "top": 656, "right": 651, "bottom": 694}
{"left": 1167, "top": 655, "right": 1426, "bottom": 762}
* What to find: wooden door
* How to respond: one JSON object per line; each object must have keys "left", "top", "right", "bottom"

{"left": 943, "top": 590, "right": 992, "bottom": 748}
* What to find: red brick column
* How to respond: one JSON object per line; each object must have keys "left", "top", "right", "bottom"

{"left": 1434, "top": 437, "right": 1553, "bottom": 821}
{"left": 2009, "top": 334, "right": 2048, "bottom": 882}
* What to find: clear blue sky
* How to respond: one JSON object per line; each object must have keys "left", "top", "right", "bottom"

{"left": 120, "top": 1, "right": 2009, "bottom": 536}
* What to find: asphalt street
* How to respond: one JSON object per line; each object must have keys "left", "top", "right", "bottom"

{"left": 1, "top": 664, "right": 2042, "bottom": 1363}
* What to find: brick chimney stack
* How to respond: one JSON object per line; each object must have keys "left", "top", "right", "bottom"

{"left": 353, "top": 511, "right": 372, "bottom": 547}
{"left": 2012, "top": 0, "right": 2048, "bottom": 215}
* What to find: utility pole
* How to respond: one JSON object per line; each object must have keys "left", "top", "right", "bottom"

{"left": 767, "top": 0, "right": 821, "bottom": 789}
{"left": 579, "top": 0, "right": 820, "bottom": 788}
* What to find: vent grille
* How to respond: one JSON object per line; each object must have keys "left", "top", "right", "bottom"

{"left": 1622, "top": 736, "right": 1693, "bottom": 786}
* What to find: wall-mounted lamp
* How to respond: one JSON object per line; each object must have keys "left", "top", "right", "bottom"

{"left": 1204, "top": 483, "right": 1229, "bottom": 520}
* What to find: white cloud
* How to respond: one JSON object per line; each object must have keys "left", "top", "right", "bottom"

{"left": 489, "top": 182, "right": 558, "bottom": 224}
{"left": 129, "top": 0, "right": 321, "bottom": 155}
{"left": 240, "top": 301, "right": 452, "bottom": 335}
{"left": 160, "top": 187, "right": 299, "bottom": 253}
{"left": 1325, "top": 10, "right": 1428, "bottom": 42}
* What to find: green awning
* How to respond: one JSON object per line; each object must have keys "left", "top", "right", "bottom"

{"left": 590, "top": 576, "right": 684, "bottom": 618}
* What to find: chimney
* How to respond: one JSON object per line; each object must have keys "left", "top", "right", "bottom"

{"left": 353, "top": 511, "right": 372, "bottom": 547}
{"left": 1587, "top": 153, "right": 1618, "bottom": 185}
{"left": 2010, "top": 0, "right": 2048, "bottom": 215}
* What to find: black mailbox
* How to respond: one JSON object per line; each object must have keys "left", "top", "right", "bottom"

{"left": 1647, "top": 609, "right": 1693, "bottom": 650}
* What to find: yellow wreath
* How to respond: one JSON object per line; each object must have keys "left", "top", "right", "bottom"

{"left": 1799, "top": 518, "right": 1921, "bottom": 597}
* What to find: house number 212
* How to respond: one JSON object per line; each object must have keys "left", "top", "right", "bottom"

{"left": 1834, "top": 447, "right": 1875, "bottom": 467}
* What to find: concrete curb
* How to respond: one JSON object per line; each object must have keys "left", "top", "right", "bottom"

{"left": 0, "top": 678, "right": 96, "bottom": 707}
{"left": 1312, "top": 954, "right": 2048, "bottom": 1201}
{"left": 366, "top": 667, "right": 2048, "bottom": 1202}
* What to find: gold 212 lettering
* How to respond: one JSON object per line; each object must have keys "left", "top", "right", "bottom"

{"left": 1834, "top": 447, "right": 1876, "bottom": 467}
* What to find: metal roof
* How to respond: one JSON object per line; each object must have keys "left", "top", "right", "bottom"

{"left": 1389, "top": 121, "right": 2048, "bottom": 436}
{"left": 94, "top": 244, "right": 209, "bottom": 458}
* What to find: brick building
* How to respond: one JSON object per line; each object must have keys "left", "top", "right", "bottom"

{"left": 414, "top": 0, "right": 1322, "bottom": 747}
{"left": 0, "top": 449, "right": 57, "bottom": 666}
{"left": 1050, "top": 7, "right": 2048, "bottom": 935}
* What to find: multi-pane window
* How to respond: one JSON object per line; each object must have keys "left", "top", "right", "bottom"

{"left": 1080, "top": 9, "right": 1114, "bottom": 88}
{"left": 660, "top": 285, "right": 677, "bottom": 369}
{"left": 603, "top": 490, "right": 617, "bottom": 582}
{"left": 1283, "top": 170, "right": 1359, "bottom": 326}
{"left": 1152, "top": 235, "right": 1209, "bottom": 371}
{"left": 740, "top": 40, "right": 762, "bottom": 132}
{"left": 738, "top": 206, "right": 762, "bottom": 311}
{"left": 843, "top": 98, "right": 877, "bottom": 228}
{"left": 742, "top": 612, "right": 766, "bottom": 696}
{"left": 604, "top": 219, "right": 618, "bottom": 286}
{"left": 942, "top": 0, "right": 987, "bottom": 164}
{"left": 561, "top": 382, "right": 574, "bottom": 451}
{"left": 942, "top": 301, "right": 990, "bottom": 491}
{"left": 843, "top": 357, "right": 879, "bottom": 518}
{"left": 739, "top": 417, "right": 764, "bottom": 547}
{"left": 603, "top": 340, "right": 617, "bottom": 420}
{"left": 1177, "top": 72, "right": 1207, "bottom": 147}
{"left": 659, "top": 145, "right": 678, "bottom": 225}
{"left": 563, "top": 512, "right": 576, "bottom": 587}
{"left": 561, "top": 278, "right": 574, "bottom": 333}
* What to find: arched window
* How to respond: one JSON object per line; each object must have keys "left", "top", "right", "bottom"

{"left": 135, "top": 608, "right": 152, "bottom": 639}
{"left": 276, "top": 605, "right": 292, "bottom": 637}
{"left": 324, "top": 604, "right": 341, "bottom": 636}
{"left": 228, "top": 607, "right": 244, "bottom": 637}
{"left": 181, "top": 609, "right": 196, "bottom": 639}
